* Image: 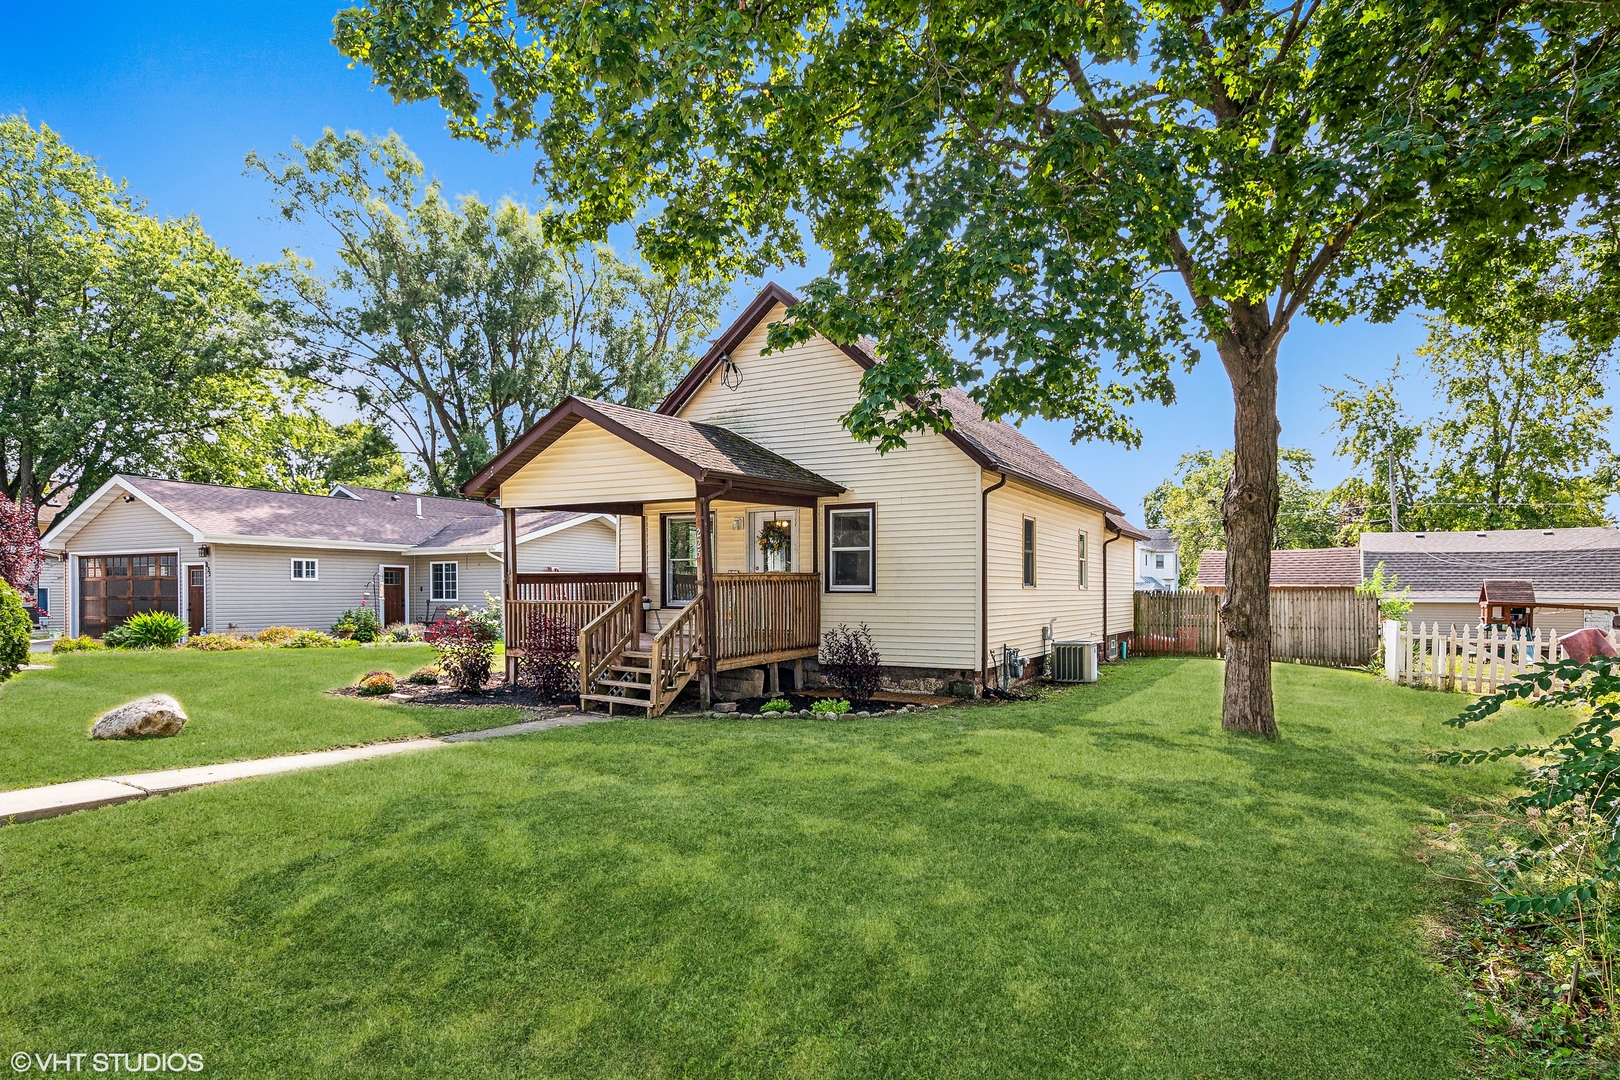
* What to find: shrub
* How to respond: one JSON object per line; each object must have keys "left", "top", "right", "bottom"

{"left": 516, "top": 614, "right": 579, "bottom": 703}
{"left": 185, "top": 633, "right": 259, "bottom": 651}
{"left": 357, "top": 670, "right": 397, "bottom": 696}
{"left": 0, "top": 582, "right": 28, "bottom": 681}
{"left": 405, "top": 665, "right": 440, "bottom": 685}
{"left": 104, "top": 611, "right": 185, "bottom": 649}
{"left": 424, "top": 606, "right": 498, "bottom": 692}
{"left": 810, "top": 698, "right": 851, "bottom": 716}
{"left": 819, "top": 623, "right": 883, "bottom": 703}
{"left": 331, "top": 607, "right": 384, "bottom": 643}
{"left": 256, "top": 625, "right": 301, "bottom": 646}
{"left": 760, "top": 697, "right": 792, "bottom": 714}
{"left": 284, "top": 629, "right": 343, "bottom": 649}
{"left": 52, "top": 634, "right": 104, "bottom": 654}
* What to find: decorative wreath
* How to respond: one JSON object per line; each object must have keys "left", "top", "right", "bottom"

{"left": 758, "top": 519, "right": 793, "bottom": 558}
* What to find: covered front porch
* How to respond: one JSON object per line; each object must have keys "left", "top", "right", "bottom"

{"left": 464, "top": 397, "right": 845, "bottom": 715}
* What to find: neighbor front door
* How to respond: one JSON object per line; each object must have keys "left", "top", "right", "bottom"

{"left": 382, "top": 567, "right": 406, "bottom": 626}
{"left": 186, "top": 564, "right": 206, "bottom": 635}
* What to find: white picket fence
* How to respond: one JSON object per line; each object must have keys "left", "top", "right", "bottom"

{"left": 1383, "top": 620, "right": 1620, "bottom": 693}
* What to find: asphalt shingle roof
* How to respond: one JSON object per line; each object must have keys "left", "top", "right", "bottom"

{"left": 1359, "top": 528, "right": 1620, "bottom": 600}
{"left": 583, "top": 399, "right": 842, "bottom": 491}
{"left": 1196, "top": 547, "right": 1362, "bottom": 589}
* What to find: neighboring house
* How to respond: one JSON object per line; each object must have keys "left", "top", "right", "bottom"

{"left": 1194, "top": 527, "right": 1620, "bottom": 636}
{"left": 1136, "top": 529, "right": 1181, "bottom": 591}
{"left": 461, "top": 282, "right": 1148, "bottom": 711}
{"left": 37, "top": 476, "right": 617, "bottom": 638}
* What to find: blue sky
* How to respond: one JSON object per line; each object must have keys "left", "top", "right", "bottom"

{"left": 2, "top": 0, "right": 1436, "bottom": 520}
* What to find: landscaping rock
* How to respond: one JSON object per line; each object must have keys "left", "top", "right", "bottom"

{"left": 89, "top": 695, "right": 188, "bottom": 740}
{"left": 715, "top": 702, "right": 739, "bottom": 714}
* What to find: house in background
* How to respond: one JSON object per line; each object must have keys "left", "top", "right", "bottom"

{"left": 462, "top": 282, "right": 1148, "bottom": 712}
{"left": 1194, "top": 527, "right": 1620, "bottom": 635}
{"left": 37, "top": 475, "right": 617, "bottom": 639}
{"left": 1135, "top": 529, "right": 1181, "bottom": 591}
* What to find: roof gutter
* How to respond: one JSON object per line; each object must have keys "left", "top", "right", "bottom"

{"left": 980, "top": 471, "right": 1008, "bottom": 694}
{"left": 1102, "top": 518, "right": 1124, "bottom": 662}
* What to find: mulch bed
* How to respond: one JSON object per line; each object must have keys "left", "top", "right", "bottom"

{"left": 329, "top": 674, "right": 574, "bottom": 711}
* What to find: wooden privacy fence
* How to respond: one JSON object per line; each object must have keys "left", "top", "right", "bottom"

{"left": 1387, "top": 621, "right": 1620, "bottom": 693}
{"left": 1133, "top": 588, "right": 1381, "bottom": 668}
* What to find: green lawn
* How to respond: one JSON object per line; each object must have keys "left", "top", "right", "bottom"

{"left": 0, "top": 660, "right": 1552, "bottom": 1077}
{"left": 0, "top": 646, "right": 524, "bottom": 790}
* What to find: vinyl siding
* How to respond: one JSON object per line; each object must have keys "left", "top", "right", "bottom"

{"left": 56, "top": 491, "right": 207, "bottom": 635}
{"left": 626, "top": 500, "right": 809, "bottom": 609}
{"left": 518, "top": 517, "right": 619, "bottom": 573}
{"left": 677, "top": 308, "right": 981, "bottom": 669}
{"left": 209, "top": 545, "right": 395, "bottom": 635}
{"left": 499, "top": 420, "right": 694, "bottom": 508}
{"left": 35, "top": 555, "right": 67, "bottom": 632}
{"left": 411, "top": 518, "right": 618, "bottom": 623}
{"left": 1408, "top": 599, "right": 1610, "bottom": 638}
{"left": 985, "top": 476, "right": 1134, "bottom": 665}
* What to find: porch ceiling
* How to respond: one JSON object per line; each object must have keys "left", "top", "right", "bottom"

{"left": 465, "top": 396, "right": 843, "bottom": 510}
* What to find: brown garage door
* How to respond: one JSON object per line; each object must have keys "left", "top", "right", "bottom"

{"left": 79, "top": 553, "right": 179, "bottom": 638}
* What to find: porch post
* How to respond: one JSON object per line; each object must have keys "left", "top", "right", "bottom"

{"left": 503, "top": 505, "right": 518, "bottom": 686}
{"left": 697, "top": 489, "right": 718, "bottom": 710}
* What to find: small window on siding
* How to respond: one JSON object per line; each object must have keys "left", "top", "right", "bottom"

{"left": 431, "top": 561, "right": 459, "bottom": 601}
{"left": 1078, "top": 532, "right": 1089, "bottom": 588}
{"left": 1155, "top": 554, "right": 1166, "bottom": 570}
{"left": 827, "top": 506, "right": 874, "bottom": 592}
{"left": 291, "top": 558, "right": 318, "bottom": 581}
{"left": 1022, "top": 518, "right": 1037, "bottom": 587}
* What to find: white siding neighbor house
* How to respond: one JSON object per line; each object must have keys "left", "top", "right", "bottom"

{"left": 460, "top": 282, "right": 1148, "bottom": 714}
{"left": 38, "top": 476, "right": 616, "bottom": 638}
{"left": 1136, "top": 529, "right": 1181, "bottom": 591}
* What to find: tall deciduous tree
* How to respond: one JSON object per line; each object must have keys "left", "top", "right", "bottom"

{"left": 335, "top": 0, "right": 1618, "bottom": 736}
{"left": 0, "top": 116, "right": 275, "bottom": 518}
{"left": 249, "top": 131, "right": 729, "bottom": 495}
{"left": 1145, "top": 449, "right": 1340, "bottom": 586}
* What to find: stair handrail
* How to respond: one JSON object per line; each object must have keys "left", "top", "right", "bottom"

{"left": 578, "top": 587, "right": 641, "bottom": 710}
{"left": 649, "top": 587, "right": 704, "bottom": 714}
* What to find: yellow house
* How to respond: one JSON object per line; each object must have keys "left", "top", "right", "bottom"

{"left": 462, "top": 284, "right": 1146, "bottom": 713}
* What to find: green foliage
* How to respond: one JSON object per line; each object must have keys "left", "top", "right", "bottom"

{"left": 102, "top": 611, "right": 185, "bottom": 650}
{"left": 1356, "top": 562, "right": 1412, "bottom": 623}
{"left": 809, "top": 698, "right": 851, "bottom": 717}
{"left": 0, "top": 115, "right": 275, "bottom": 515}
{"left": 184, "top": 633, "right": 259, "bottom": 652}
{"left": 405, "top": 665, "right": 439, "bottom": 685}
{"left": 178, "top": 373, "right": 415, "bottom": 495}
{"left": 1439, "top": 656, "right": 1620, "bottom": 919}
{"left": 0, "top": 580, "right": 29, "bottom": 680}
{"left": 247, "top": 131, "right": 729, "bottom": 494}
{"left": 424, "top": 606, "right": 499, "bottom": 691}
{"left": 760, "top": 697, "right": 792, "bottom": 714}
{"left": 1143, "top": 449, "right": 1342, "bottom": 586}
{"left": 1329, "top": 309, "right": 1618, "bottom": 533}
{"left": 331, "top": 607, "right": 384, "bottom": 644}
{"left": 283, "top": 630, "right": 348, "bottom": 649}
{"left": 51, "top": 634, "right": 103, "bottom": 654}
{"left": 356, "top": 670, "right": 397, "bottom": 696}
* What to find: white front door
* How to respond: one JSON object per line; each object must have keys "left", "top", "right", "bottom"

{"left": 748, "top": 509, "right": 797, "bottom": 572}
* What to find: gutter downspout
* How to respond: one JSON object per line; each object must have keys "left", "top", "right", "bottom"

{"left": 1102, "top": 519, "right": 1123, "bottom": 662}
{"left": 980, "top": 471, "right": 1008, "bottom": 695}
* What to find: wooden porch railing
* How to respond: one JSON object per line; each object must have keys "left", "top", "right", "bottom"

{"left": 711, "top": 573, "right": 821, "bottom": 664}
{"left": 506, "top": 573, "right": 643, "bottom": 656}
{"left": 579, "top": 589, "right": 643, "bottom": 702}
{"left": 648, "top": 589, "right": 706, "bottom": 715}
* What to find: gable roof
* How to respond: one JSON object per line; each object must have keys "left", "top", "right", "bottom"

{"left": 1139, "top": 528, "right": 1179, "bottom": 553}
{"left": 1359, "top": 527, "right": 1620, "bottom": 600}
{"left": 1196, "top": 547, "right": 1362, "bottom": 589}
{"left": 43, "top": 475, "right": 603, "bottom": 554}
{"left": 460, "top": 395, "right": 844, "bottom": 502}
{"left": 1480, "top": 579, "right": 1537, "bottom": 605}
{"left": 655, "top": 282, "right": 1140, "bottom": 522}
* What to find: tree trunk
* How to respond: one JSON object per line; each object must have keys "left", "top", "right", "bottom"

{"left": 1218, "top": 326, "right": 1281, "bottom": 739}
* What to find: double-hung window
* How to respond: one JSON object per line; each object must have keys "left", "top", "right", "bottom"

{"left": 1022, "top": 518, "right": 1037, "bottom": 587}
{"left": 290, "top": 558, "right": 318, "bottom": 581}
{"left": 431, "top": 561, "right": 459, "bottom": 601}
{"left": 1078, "top": 531, "right": 1089, "bottom": 588}
{"left": 826, "top": 506, "right": 875, "bottom": 591}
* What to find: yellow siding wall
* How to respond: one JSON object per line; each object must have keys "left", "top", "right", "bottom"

{"left": 677, "top": 305, "right": 982, "bottom": 669}
{"left": 500, "top": 420, "right": 693, "bottom": 507}
{"left": 984, "top": 476, "right": 1134, "bottom": 665}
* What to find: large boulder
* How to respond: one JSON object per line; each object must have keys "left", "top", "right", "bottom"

{"left": 90, "top": 695, "right": 188, "bottom": 740}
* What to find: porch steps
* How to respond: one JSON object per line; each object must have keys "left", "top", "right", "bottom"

{"left": 581, "top": 649, "right": 698, "bottom": 716}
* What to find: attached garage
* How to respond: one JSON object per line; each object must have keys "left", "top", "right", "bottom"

{"left": 78, "top": 552, "right": 179, "bottom": 638}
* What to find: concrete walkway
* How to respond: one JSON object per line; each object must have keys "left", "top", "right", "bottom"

{"left": 0, "top": 712, "right": 613, "bottom": 825}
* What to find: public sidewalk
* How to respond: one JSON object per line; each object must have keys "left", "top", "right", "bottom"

{"left": 0, "top": 713, "right": 610, "bottom": 824}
